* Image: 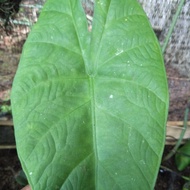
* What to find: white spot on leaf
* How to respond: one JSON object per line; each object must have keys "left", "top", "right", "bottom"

{"left": 115, "top": 49, "right": 123, "bottom": 56}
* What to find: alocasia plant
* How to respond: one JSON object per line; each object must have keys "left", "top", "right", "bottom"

{"left": 11, "top": 0, "right": 169, "bottom": 189}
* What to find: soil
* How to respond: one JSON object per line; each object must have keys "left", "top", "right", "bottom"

{"left": 0, "top": 149, "right": 22, "bottom": 190}
{"left": 1, "top": 1, "right": 190, "bottom": 190}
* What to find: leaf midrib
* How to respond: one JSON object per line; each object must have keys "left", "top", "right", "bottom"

{"left": 89, "top": 76, "right": 98, "bottom": 189}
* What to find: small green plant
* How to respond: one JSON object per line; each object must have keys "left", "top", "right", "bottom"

{"left": 175, "top": 140, "right": 190, "bottom": 171}
{"left": 0, "top": 100, "right": 11, "bottom": 116}
{"left": 0, "top": 104, "right": 11, "bottom": 113}
{"left": 15, "top": 170, "right": 28, "bottom": 186}
{"left": 11, "top": 0, "right": 169, "bottom": 189}
{"left": 162, "top": 102, "right": 190, "bottom": 189}
{"left": 175, "top": 103, "right": 190, "bottom": 171}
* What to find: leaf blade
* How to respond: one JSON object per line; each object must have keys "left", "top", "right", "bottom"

{"left": 11, "top": 0, "right": 169, "bottom": 189}
{"left": 90, "top": 0, "right": 168, "bottom": 188}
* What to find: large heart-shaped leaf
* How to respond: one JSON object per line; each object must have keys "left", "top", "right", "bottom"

{"left": 11, "top": 0, "right": 169, "bottom": 189}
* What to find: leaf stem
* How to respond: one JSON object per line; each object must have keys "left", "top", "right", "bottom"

{"left": 160, "top": 165, "right": 190, "bottom": 181}
{"left": 162, "top": 0, "right": 186, "bottom": 54}
{"left": 163, "top": 101, "right": 190, "bottom": 161}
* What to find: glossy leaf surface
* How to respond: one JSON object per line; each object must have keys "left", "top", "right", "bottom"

{"left": 11, "top": 0, "right": 169, "bottom": 189}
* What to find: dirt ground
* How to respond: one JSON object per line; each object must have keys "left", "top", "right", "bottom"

{"left": 0, "top": 149, "right": 22, "bottom": 190}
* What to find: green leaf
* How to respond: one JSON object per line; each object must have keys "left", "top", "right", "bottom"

{"left": 15, "top": 170, "right": 28, "bottom": 186}
{"left": 175, "top": 141, "right": 190, "bottom": 171}
{"left": 11, "top": 0, "right": 169, "bottom": 189}
{"left": 183, "top": 181, "right": 190, "bottom": 190}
